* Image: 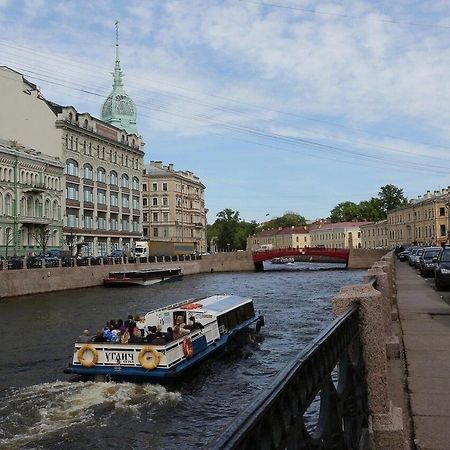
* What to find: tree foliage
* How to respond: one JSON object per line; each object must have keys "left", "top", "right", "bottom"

{"left": 208, "top": 208, "right": 258, "bottom": 251}
{"left": 329, "top": 185, "right": 407, "bottom": 222}
{"left": 32, "top": 225, "right": 51, "bottom": 255}
{"left": 260, "top": 211, "right": 306, "bottom": 230}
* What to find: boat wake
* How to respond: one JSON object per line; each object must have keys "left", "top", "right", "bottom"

{"left": 0, "top": 380, "right": 181, "bottom": 448}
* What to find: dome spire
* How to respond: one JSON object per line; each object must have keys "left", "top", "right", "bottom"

{"left": 101, "top": 20, "right": 137, "bottom": 134}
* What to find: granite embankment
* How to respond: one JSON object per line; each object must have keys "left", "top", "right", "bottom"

{"left": 0, "top": 252, "right": 255, "bottom": 299}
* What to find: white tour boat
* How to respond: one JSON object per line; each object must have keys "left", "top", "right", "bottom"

{"left": 63, "top": 295, "right": 265, "bottom": 381}
{"left": 103, "top": 267, "right": 183, "bottom": 286}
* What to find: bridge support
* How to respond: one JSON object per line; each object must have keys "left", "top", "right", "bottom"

{"left": 332, "top": 271, "right": 407, "bottom": 449}
{"left": 254, "top": 261, "right": 264, "bottom": 272}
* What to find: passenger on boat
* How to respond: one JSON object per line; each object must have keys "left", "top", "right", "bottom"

{"left": 144, "top": 326, "right": 157, "bottom": 343}
{"left": 120, "top": 329, "right": 130, "bottom": 344}
{"left": 110, "top": 329, "right": 121, "bottom": 343}
{"left": 117, "top": 319, "right": 126, "bottom": 333}
{"left": 173, "top": 325, "right": 190, "bottom": 339}
{"left": 136, "top": 316, "right": 146, "bottom": 338}
{"left": 152, "top": 332, "right": 166, "bottom": 345}
{"left": 77, "top": 329, "right": 91, "bottom": 343}
{"left": 165, "top": 327, "right": 174, "bottom": 342}
{"left": 186, "top": 316, "right": 204, "bottom": 331}
{"left": 92, "top": 330, "right": 107, "bottom": 342}
{"left": 130, "top": 327, "right": 142, "bottom": 343}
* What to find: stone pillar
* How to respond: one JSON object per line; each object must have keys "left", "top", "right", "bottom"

{"left": 332, "top": 283, "right": 406, "bottom": 449}
{"left": 162, "top": 256, "right": 165, "bottom": 263}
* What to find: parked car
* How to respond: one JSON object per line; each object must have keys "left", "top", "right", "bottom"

{"left": 408, "top": 247, "right": 420, "bottom": 266}
{"left": 398, "top": 246, "right": 416, "bottom": 262}
{"left": 434, "top": 247, "right": 450, "bottom": 290}
{"left": 419, "top": 247, "right": 442, "bottom": 277}
{"left": 412, "top": 248, "right": 425, "bottom": 268}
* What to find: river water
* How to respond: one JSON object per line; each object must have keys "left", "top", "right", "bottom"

{"left": 0, "top": 262, "right": 364, "bottom": 450}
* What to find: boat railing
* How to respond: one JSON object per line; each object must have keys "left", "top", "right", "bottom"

{"left": 208, "top": 304, "right": 369, "bottom": 449}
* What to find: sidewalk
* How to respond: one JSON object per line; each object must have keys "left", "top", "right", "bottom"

{"left": 396, "top": 261, "right": 450, "bottom": 450}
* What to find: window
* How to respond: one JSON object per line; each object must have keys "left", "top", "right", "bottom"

{"left": 132, "top": 177, "right": 139, "bottom": 190}
{"left": 153, "top": 227, "right": 159, "bottom": 237}
{"left": 143, "top": 212, "right": 148, "bottom": 222}
{"left": 121, "top": 174, "right": 129, "bottom": 188}
{"left": 84, "top": 215, "right": 93, "bottom": 229}
{"left": 132, "top": 196, "right": 139, "bottom": 209}
{"left": 143, "top": 198, "right": 148, "bottom": 207}
{"left": 132, "top": 220, "right": 140, "bottom": 232}
{"left": 162, "top": 182, "right": 168, "bottom": 191}
{"left": 152, "top": 197, "right": 158, "bottom": 206}
{"left": 98, "top": 216, "right": 107, "bottom": 230}
{"left": 97, "top": 167, "right": 106, "bottom": 183}
{"left": 153, "top": 212, "right": 158, "bottom": 222}
{"left": 440, "top": 207, "right": 445, "bottom": 216}
{"left": 67, "top": 213, "right": 79, "bottom": 227}
{"left": 163, "top": 212, "right": 168, "bottom": 222}
{"left": 110, "top": 171, "right": 118, "bottom": 185}
{"left": 83, "top": 164, "right": 93, "bottom": 180}
{"left": 83, "top": 187, "right": 93, "bottom": 202}
{"left": 110, "top": 192, "right": 118, "bottom": 207}
{"left": 163, "top": 228, "right": 168, "bottom": 238}
{"left": 440, "top": 224, "right": 446, "bottom": 237}
{"left": 163, "top": 197, "right": 168, "bottom": 206}
{"left": 111, "top": 217, "right": 118, "bottom": 231}
{"left": 122, "top": 218, "right": 130, "bottom": 231}
{"left": 66, "top": 185, "right": 79, "bottom": 200}
{"left": 97, "top": 190, "right": 106, "bottom": 205}
{"left": 143, "top": 183, "right": 147, "bottom": 192}
{"left": 152, "top": 183, "right": 157, "bottom": 191}
{"left": 65, "top": 159, "right": 78, "bottom": 176}
{"left": 143, "top": 227, "right": 149, "bottom": 237}
{"left": 122, "top": 194, "right": 130, "bottom": 208}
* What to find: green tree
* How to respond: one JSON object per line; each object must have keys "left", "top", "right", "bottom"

{"left": 261, "top": 211, "right": 306, "bottom": 230}
{"left": 358, "top": 198, "right": 385, "bottom": 221}
{"left": 378, "top": 184, "right": 407, "bottom": 213}
{"left": 330, "top": 201, "right": 360, "bottom": 222}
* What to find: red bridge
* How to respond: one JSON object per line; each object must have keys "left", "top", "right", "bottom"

{"left": 252, "top": 247, "right": 350, "bottom": 265}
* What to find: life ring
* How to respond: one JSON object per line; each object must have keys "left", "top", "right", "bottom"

{"left": 77, "top": 344, "right": 98, "bottom": 368}
{"left": 182, "top": 338, "right": 194, "bottom": 358}
{"left": 138, "top": 346, "right": 161, "bottom": 370}
{"left": 180, "top": 303, "right": 203, "bottom": 310}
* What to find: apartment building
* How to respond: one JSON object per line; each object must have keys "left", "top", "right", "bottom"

{"left": 249, "top": 226, "right": 312, "bottom": 251}
{"left": 142, "top": 161, "right": 207, "bottom": 253}
{"left": 309, "top": 222, "right": 368, "bottom": 249}
{"left": 0, "top": 138, "right": 64, "bottom": 257}
{"left": 387, "top": 189, "right": 450, "bottom": 247}
{"left": 360, "top": 220, "right": 388, "bottom": 249}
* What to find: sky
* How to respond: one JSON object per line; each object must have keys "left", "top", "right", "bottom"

{"left": 1, "top": 0, "right": 450, "bottom": 224}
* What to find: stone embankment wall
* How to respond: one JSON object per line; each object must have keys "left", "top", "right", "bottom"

{"left": 0, "top": 251, "right": 255, "bottom": 299}
{"left": 332, "top": 252, "right": 409, "bottom": 450}
{"left": 347, "top": 248, "right": 389, "bottom": 269}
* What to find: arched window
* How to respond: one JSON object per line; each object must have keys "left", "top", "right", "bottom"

{"left": 97, "top": 167, "right": 106, "bottom": 183}
{"left": 52, "top": 230, "right": 59, "bottom": 246}
{"left": 132, "top": 177, "right": 139, "bottom": 190}
{"left": 121, "top": 174, "right": 129, "bottom": 188}
{"left": 66, "top": 159, "right": 79, "bottom": 176}
{"left": 110, "top": 171, "right": 118, "bottom": 185}
{"left": 0, "top": 193, "right": 2, "bottom": 215}
{"left": 45, "top": 199, "right": 51, "bottom": 218}
{"left": 84, "top": 119, "right": 88, "bottom": 128}
{"left": 34, "top": 199, "right": 41, "bottom": 217}
{"left": 27, "top": 197, "right": 33, "bottom": 216}
{"left": 52, "top": 200, "right": 59, "bottom": 220}
{"left": 68, "top": 112, "right": 73, "bottom": 122}
{"left": 20, "top": 196, "right": 26, "bottom": 215}
{"left": 83, "top": 164, "right": 93, "bottom": 180}
{"left": 5, "top": 227, "right": 12, "bottom": 246}
{"left": 0, "top": 227, "right": 2, "bottom": 246}
{"left": 5, "top": 193, "right": 12, "bottom": 216}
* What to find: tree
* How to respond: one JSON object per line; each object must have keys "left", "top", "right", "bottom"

{"left": 4, "top": 228, "right": 14, "bottom": 259}
{"left": 262, "top": 211, "right": 306, "bottom": 230}
{"left": 32, "top": 225, "right": 51, "bottom": 255}
{"left": 330, "top": 202, "right": 360, "bottom": 222}
{"left": 378, "top": 184, "right": 407, "bottom": 214}
{"left": 64, "top": 227, "right": 79, "bottom": 256}
{"left": 358, "top": 198, "right": 385, "bottom": 221}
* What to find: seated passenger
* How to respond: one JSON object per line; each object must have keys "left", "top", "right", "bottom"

{"left": 187, "top": 316, "right": 204, "bottom": 331}
{"left": 110, "top": 329, "right": 121, "bottom": 343}
{"left": 78, "top": 329, "right": 91, "bottom": 343}
{"left": 175, "top": 315, "right": 186, "bottom": 328}
{"left": 152, "top": 332, "right": 167, "bottom": 345}
{"left": 173, "top": 325, "right": 190, "bottom": 340}
{"left": 130, "top": 326, "right": 142, "bottom": 343}
{"left": 165, "top": 327, "right": 174, "bottom": 342}
{"left": 120, "top": 329, "right": 130, "bottom": 344}
{"left": 92, "top": 330, "right": 107, "bottom": 342}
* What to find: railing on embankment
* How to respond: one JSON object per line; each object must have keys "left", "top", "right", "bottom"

{"left": 210, "top": 252, "right": 409, "bottom": 450}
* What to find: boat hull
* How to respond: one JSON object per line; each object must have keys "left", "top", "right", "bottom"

{"left": 104, "top": 274, "right": 183, "bottom": 287}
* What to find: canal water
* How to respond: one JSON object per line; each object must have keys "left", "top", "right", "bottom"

{"left": 0, "top": 262, "right": 364, "bottom": 449}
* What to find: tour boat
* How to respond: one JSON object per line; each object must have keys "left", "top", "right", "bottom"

{"left": 270, "top": 257, "right": 295, "bottom": 264}
{"left": 63, "top": 295, "right": 265, "bottom": 381}
{"left": 103, "top": 267, "right": 183, "bottom": 286}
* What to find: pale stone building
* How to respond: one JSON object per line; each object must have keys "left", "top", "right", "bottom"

{"left": 387, "top": 189, "right": 450, "bottom": 247}
{"left": 0, "top": 138, "right": 64, "bottom": 257}
{"left": 309, "top": 222, "right": 368, "bottom": 249}
{"left": 142, "top": 161, "right": 207, "bottom": 253}
{"left": 248, "top": 226, "right": 312, "bottom": 251}
{"left": 360, "top": 220, "right": 388, "bottom": 249}
{"left": 0, "top": 34, "right": 145, "bottom": 256}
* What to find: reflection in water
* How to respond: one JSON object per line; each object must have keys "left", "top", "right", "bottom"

{"left": 0, "top": 263, "right": 363, "bottom": 449}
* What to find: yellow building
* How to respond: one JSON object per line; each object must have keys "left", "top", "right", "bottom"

{"left": 309, "top": 222, "right": 368, "bottom": 249}
{"left": 142, "top": 161, "right": 207, "bottom": 253}
{"left": 248, "top": 226, "right": 312, "bottom": 251}
{"left": 387, "top": 189, "right": 450, "bottom": 247}
{"left": 360, "top": 220, "right": 388, "bottom": 249}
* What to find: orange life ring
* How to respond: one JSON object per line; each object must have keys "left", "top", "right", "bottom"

{"left": 77, "top": 344, "right": 98, "bottom": 368}
{"left": 138, "top": 346, "right": 161, "bottom": 370}
{"left": 180, "top": 303, "right": 203, "bottom": 310}
{"left": 182, "top": 338, "right": 194, "bottom": 358}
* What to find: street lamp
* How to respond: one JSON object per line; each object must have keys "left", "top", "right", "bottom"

{"left": 227, "top": 243, "right": 230, "bottom": 252}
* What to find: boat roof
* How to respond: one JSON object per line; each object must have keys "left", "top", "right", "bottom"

{"left": 108, "top": 268, "right": 180, "bottom": 275}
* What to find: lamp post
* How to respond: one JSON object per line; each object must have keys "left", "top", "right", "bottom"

{"left": 227, "top": 242, "right": 230, "bottom": 252}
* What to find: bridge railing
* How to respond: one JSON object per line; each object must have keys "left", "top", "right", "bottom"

{"left": 209, "top": 304, "right": 369, "bottom": 449}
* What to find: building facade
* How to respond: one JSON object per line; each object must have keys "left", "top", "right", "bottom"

{"left": 0, "top": 138, "right": 64, "bottom": 257}
{"left": 0, "top": 33, "right": 145, "bottom": 256}
{"left": 387, "top": 189, "right": 450, "bottom": 247}
{"left": 309, "top": 222, "right": 368, "bottom": 249}
{"left": 142, "top": 161, "right": 207, "bottom": 253}
{"left": 249, "top": 226, "right": 312, "bottom": 251}
{"left": 360, "top": 220, "right": 388, "bottom": 249}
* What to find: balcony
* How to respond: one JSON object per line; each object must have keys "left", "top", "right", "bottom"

{"left": 65, "top": 175, "right": 80, "bottom": 183}
{"left": 66, "top": 199, "right": 80, "bottom": 208}
{"left": 97, "top": 203, "right": 107, "bottom": 212}
{"left": 22, "top": 183, "right": 46, "bottom": 193}
{"left": 83, "top": 202, "right": 95, "bottom": 210}
{"left": 19, "top": 215, "right": 50, "bottom": 225}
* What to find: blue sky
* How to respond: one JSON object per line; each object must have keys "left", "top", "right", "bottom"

{"left": 1, "top": 0, "right": 450, "bottom": 224}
